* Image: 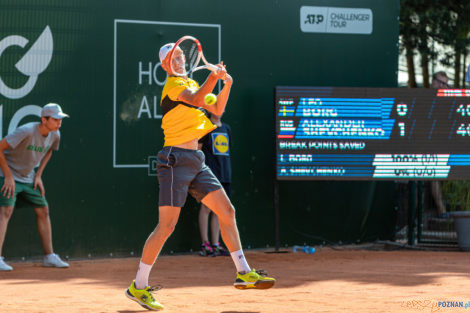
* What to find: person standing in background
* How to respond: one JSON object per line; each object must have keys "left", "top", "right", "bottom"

{"left": 198, "top": 113, "right": 232, "bottom": 257}
{"left": 0, "top": 103, "right": 70, "bottom": 271}
{"left": 430, "top": 71, "right": 449, "bottom": 216}
{"left": 431, "top": 71, "right": 450, "bottom": 89}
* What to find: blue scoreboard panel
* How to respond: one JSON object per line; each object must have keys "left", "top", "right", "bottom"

{"left": 276, "top": 86, "right": 470, "bottom": 180}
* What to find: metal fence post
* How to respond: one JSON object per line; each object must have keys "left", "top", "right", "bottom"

{"left": 408, "top": 181, "right": 417, "bottom": 245}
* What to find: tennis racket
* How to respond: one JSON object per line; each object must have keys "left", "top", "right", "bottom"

{"left": 167, "top": 35, "right": 220, "bottom": 77}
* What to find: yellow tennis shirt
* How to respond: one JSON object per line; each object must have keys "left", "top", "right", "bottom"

{"left": 161, "top": 76, "right": 216, "bottom": 146}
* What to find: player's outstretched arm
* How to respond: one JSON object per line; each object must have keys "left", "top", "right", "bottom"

{"left": 177, "top": 62, "right": 228, "bottom": 108}
{"left": 208, "top": 73, "right": 233, "bottom": 116}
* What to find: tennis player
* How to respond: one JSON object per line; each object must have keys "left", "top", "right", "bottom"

{"left": 126, "top": 43, "right": 275, "bottom": 310}
{"left": 0, "top": 103, "right": 69, "bottom": 271}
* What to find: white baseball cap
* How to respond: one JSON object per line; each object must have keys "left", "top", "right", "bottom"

{"left": 159, "top": 43, "right": 174, "bottom": 62}
{"left": 41, "top": 103, "right": 69, "bottom": 119}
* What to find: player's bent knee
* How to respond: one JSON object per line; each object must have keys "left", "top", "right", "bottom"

{"left": 0, "top": 206, "right": 14, "bottom": 219}
{"left": 157, "top": 221, "right": 177, "bottom": 235}
{"left": 34, "top": 206, "right": 50, "bottom": 218}
{"left": 219, "top": 204, "right": 236, "bottom": 222}
{"left": 228, "top": 204, "right": 236, "bottom": 217}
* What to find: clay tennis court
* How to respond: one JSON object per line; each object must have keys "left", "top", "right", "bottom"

{"left": 1, "top": 247, "right": 469, "bottom": 313}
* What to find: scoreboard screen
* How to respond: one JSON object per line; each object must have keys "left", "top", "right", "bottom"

{"left": 275, "top": 86, "right": 470, "bottom": 180}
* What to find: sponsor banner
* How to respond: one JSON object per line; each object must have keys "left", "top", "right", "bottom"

{"left": 300, "top": 6, "right": 373, "bottom": 34}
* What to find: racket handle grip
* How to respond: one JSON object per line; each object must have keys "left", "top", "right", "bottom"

{"left": 206, "top": 64, "right": 219, "bottom": 72}
{"left": 192, "top": 64, "right": 227, "bottom": 81}
{"left": 192, "top": 64, "right": 218, "bottom": 73}
{"left": 207, "top": 64, "right": 227, "bottom": 81}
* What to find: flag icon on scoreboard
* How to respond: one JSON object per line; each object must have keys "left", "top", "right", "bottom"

{"left": 279, "top": 106, "right": 295, "bottom": 116}
{"left": 279, "top": 120, "right": 295, "bottom": 138}
{"left": 279, "top": 99, "right": 294, "bottom": 105}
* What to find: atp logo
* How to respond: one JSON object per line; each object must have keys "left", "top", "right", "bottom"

{"left": 0, "top": 26, "right": 53, "bottom": 99}
{"left": 304, "top": 14, "right": 324, "bottom": 24}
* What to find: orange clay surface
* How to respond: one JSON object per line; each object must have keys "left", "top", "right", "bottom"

{"left": 1, "top": 248, "right": 469, "bottom": 313}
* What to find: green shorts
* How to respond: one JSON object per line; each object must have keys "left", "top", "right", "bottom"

{"left": 0, "top": 177, "right": 48, "bottom": 208}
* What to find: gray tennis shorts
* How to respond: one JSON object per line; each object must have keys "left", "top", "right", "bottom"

{"left": 156, "top": 146, "right": 222, "bottom": 207}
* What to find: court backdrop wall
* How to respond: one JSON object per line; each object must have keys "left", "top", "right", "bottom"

{"left": 0, "top": 0, "right": 399, "bottom": 258}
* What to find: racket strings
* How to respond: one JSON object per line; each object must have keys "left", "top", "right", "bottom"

{"left": 172, "top": 39, "right": 200, "bottom": 76}
{"left": 187, "top": 43, "right": 198, "bottom": 67}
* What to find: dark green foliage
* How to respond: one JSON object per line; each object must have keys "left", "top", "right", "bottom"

{"left": 443, "top": 181, "right": 470, "bottom": 211}
{"left": 400, "top": 0, "right": 470, "bottom": 87}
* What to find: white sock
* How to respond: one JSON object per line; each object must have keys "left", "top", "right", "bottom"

{"left": 135, "top": 261, "right": 153, "bottom": 290}
{"left": 230, "top": 249, "right": 251, "bottom": 274}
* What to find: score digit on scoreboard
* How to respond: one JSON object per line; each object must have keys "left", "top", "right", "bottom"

{"left": 275, "top": 87, "right": 470, "bottom": 180}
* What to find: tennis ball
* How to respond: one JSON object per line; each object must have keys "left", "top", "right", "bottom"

{"left": 204, "top": 93, "right": 217, "bottom": 105}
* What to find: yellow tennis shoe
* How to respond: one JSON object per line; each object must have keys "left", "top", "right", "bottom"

{"left": 234, "top": 269, "right": 275, "bottom": 290}
{"left": 126, "top": 280, "right": 164, "bottom": 311}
